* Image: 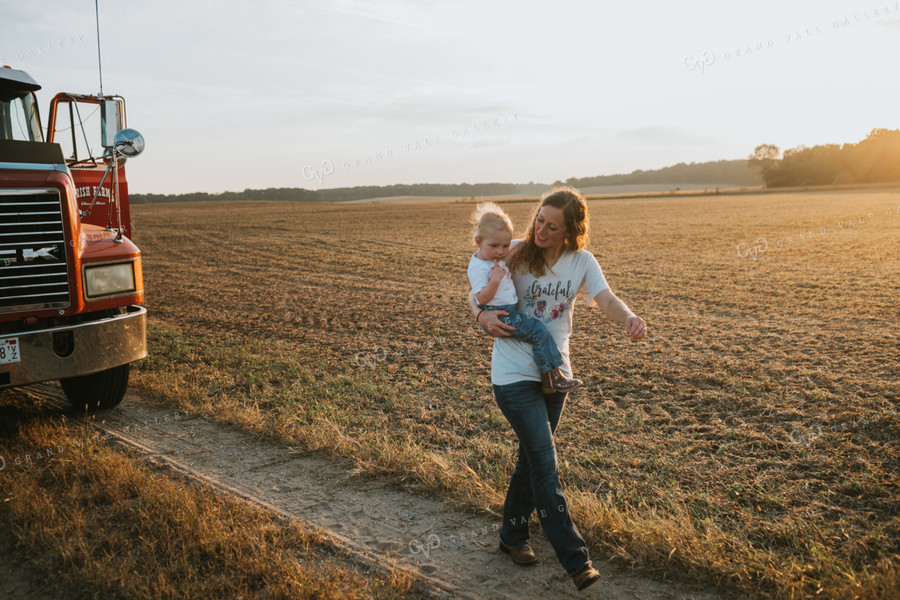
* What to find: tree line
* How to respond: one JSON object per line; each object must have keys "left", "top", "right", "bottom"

{"left": 565, "top": 159, "right": 762, "bottom": 188}
{"left": 130, "top": 182, "right": 521, "bottom": 204}
{"left": 130, "top": 187, "right": 325, "bottom": 204}
{"left": 749, "top": 128, "right": 900, "bottom": 188}
{"left": 317, "top": 182, "right": 520, "bottom": 202}
{"left": 142, "top": 143, "right": 894, "bottom": 205}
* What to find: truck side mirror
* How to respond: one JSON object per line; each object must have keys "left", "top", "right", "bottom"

{"left": 101, "top": 99, "right": 124, "bottom": 148}
{"left": 114, "top": 128, "right": 144, "bottom": 158}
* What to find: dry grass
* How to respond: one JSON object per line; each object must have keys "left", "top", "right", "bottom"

{"left": 126, "top": 189, "right": 899, "bottom": 599}
{"left": 0, "top": 404, "right": 423, "bottom": 599}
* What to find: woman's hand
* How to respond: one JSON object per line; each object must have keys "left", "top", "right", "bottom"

{"left": 625, "top": 314, "right": 647, "bottom": 341}
{"left": 594, "top": 289, "right": 647, "bottom": 341}
{"left": 470, "top": 291, "right": 516, "bottom": 338}
{"left": 478, "top": 309, "right": 516, "bottom": 337}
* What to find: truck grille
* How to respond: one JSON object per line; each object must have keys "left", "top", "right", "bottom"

{"left": 0, "top": 188, "right": 70, "bottom": 313}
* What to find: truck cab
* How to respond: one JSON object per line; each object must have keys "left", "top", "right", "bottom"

{"left": 0, "top": 65, "right": 146, "bottom": 410}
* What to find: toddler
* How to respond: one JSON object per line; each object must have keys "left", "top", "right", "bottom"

{"left": 467, "top": 203, "right": 582, "bottom": 394}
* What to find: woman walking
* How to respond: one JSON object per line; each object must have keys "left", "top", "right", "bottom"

{"left": 470, "top": 186, "right": 647, "bottom": 591}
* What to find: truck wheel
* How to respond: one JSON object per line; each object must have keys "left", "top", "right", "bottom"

{"left": 61, "top": 364, "right": 130, "bottom": 411}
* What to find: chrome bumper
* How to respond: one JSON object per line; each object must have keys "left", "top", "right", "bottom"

{"left": 0, "top": 305, "right": 147, "bottom": 389}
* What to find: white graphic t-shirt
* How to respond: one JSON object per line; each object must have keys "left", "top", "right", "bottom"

{"left": 467, "top": 253, "right": 519, "bottom": 306}
{"left": 491, "top": 243, "right": 610, "bottom": 385}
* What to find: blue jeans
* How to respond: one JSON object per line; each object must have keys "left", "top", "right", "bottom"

{"left": 482, "top": 304, "right": 563, "bottom": 374}
{"left": 493, "top": 380, "right": 590, "bottom": 576}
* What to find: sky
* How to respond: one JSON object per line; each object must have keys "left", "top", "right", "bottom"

{"left": 2, "top": 0, "right": 899, "bottom": 194}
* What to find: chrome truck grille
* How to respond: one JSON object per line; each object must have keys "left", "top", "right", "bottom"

{"left": 0, "top": 188, "right": 70, "bottom": 314}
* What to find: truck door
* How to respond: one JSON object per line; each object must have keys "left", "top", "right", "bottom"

{"left": 46, "top": 94, "right": 134, "bottom": 240}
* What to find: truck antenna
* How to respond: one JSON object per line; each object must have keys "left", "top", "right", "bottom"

{"left": 95, "top": 0, "right": 103, "bottom": 95}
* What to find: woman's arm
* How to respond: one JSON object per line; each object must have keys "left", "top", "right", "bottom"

{"left": 469, "top": 292, "right": 515, "bottom": 337}
{"left": 593, "top": 289, "right": 647, "bottom": 341}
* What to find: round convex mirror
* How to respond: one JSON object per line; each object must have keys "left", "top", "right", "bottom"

{"left": 114, "top": 128, "right": 145, "bottom": 157}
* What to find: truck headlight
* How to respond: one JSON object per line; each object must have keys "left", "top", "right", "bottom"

{"left": 84, "top": 262, "right": 136, "bottom": 299}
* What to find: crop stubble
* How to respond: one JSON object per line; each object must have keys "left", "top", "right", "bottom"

{"left": 132, "top": 189, "right": 898, "bottom": 598}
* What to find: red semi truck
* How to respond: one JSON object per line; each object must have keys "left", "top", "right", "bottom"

{"left": 0, "top": 65, "right": 146, "bottom": 410}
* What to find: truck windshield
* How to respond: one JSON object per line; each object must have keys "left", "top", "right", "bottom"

{"left": 0, "top": 93, "right": 43, "bottom": 142}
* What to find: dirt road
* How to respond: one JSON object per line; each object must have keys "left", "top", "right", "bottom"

{"left": 17, "top": 384, "right": 726, "bottom": 600}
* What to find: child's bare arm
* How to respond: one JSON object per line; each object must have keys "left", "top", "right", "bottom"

{"left": 474, "top": 264, "right": 505, "bottom": 305}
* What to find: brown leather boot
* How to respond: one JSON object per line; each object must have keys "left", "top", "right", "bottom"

{"left": 541, "top": 368, "right": 583, "bottom": 394}
{"left": 573, "top": 564, "right": 601, "bottom": 590}
{"left": 499, "top": 542, "right": 537, "bottom": 565}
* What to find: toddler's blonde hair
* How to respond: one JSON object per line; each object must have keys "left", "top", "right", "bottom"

{"left": 471, "top": 202, "right": 514, "bottom": 240}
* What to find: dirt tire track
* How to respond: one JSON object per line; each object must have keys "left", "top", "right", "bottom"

{"left": 25, "top": 384, "right": 724, "bottom": 600}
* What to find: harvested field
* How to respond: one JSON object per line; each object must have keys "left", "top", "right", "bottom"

{"left": 129, "top": 189, "right": 898, "bottom": 599}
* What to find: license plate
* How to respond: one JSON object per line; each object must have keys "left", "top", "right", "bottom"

{"left": 0, "top": 338, "right": 20, "bottom": 365}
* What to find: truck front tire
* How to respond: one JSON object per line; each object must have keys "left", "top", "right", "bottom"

{"left": 61, "top": 363, "right": 130, "bottom": 411}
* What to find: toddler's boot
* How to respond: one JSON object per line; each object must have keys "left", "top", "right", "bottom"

{"left": 541, "top": 368, "right": 583, "bottom": 394}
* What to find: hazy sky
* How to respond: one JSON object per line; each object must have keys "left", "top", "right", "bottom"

{"left": 2, "top": 0, "right": 898, "bottom": 194}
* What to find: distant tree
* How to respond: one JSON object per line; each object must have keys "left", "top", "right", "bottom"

{"left": 746, "top": 129, "right": 900, "bottom": 188}
{"left": 750, "top": 144, "right": 780, "bottom": 161}
{"left": 776, "top": 144, "right": 849, "bottom": 186}
{"left": 748, "top": 144, "right": 781, "bottom": 187}
{"left": 852, "top": 128, "right": 900, "bottom": 182}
